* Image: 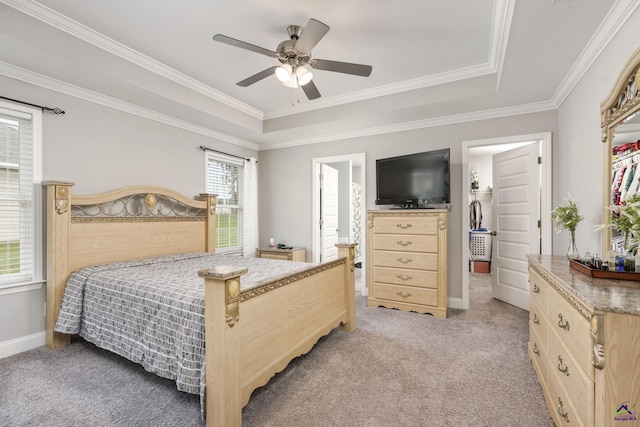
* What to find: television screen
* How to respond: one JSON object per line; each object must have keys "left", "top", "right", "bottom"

{"left": 375, "top": 148, "right": 450, "bottom": 207}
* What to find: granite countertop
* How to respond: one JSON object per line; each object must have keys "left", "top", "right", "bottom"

{"left": 528, "top": 254, "right": 640, "bottom": 316}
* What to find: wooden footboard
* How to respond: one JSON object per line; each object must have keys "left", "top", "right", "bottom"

{"left": 199, "top": 244, "right": 356, "bottom": 427}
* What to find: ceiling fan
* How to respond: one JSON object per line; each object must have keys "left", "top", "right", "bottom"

{"left": 212, "top": 18, "right": 372, "bottom": 100}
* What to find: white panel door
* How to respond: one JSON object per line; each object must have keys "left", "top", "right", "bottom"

{"left": 491, "top": 143, "right": 540, "bottom": 310}
{"left": 320, "top": 164, "right": 339, "bottom": 262}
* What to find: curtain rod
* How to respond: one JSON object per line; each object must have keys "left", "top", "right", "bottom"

{"left": 198, "top": 145, "right": 255, "bottom": 162}
{"left": 0, "top": 96, "right": 65, "bottom": 115}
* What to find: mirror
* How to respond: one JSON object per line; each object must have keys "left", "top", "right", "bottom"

{"left": 601, "top": 47, "right": 640, "bottom": 256}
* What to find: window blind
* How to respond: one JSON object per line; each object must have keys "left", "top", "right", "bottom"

{"left": 206, "top": 153, "right": 244, "bottom": 253}
{"left": 0, "top": 108, "right": 36, "bottom": 285}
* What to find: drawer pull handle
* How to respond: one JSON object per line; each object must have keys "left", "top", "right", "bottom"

{"left": 557, "top": 356, "right": 570, "bottom": 376}
{"left": 557, "top": 398, "right": 570, "bottom": 423}
{"left": 397, "top": 240, "right": 413, "bottom": 246}
{"left": 396, "top": 291, "right": 413, "bottom": 298}
{"left": 532, "top": 343, "right": 540, "bottom": 356}
{"left": 397, "top": 258, "right": 412, "bottom": 264}
{"left": 533, "top": 283, "right": 540, "bottom": 294}
{"left": 397, "top": 275, "right": 413, "bottom": 281}
{"left": 533, "top": 313, "right": 540, "bottom": 325}
{"left": 396, "top": 223, "right": 412, "bottom": 229}
{"left": 558, "top": 313, "right": 570, "bottom": 331}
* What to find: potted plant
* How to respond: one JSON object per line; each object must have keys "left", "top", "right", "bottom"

{"left": 609, "top": 194, "right": 640, "bottom": 254}
{"left": 551, "top": 195, "right": 584, "bottom": 260}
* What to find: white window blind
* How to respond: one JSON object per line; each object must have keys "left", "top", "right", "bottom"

{"left": 206, "top": 153, "right": 244, "bottom": 253}
{"left": 0, "top": 103, "right": 42, "bottom": 288}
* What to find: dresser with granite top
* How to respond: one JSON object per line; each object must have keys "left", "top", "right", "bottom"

{"left": 527, "top": 255, "right": 640, "bottom": 427}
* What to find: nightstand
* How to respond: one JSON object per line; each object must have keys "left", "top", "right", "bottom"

{"left": 256, "top": 247, "right": 306, "bottom": 262}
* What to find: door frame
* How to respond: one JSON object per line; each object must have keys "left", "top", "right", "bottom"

{"left": 460, "top": 132, "right": 552, "bottom": 310}
{"left": 311, "top": 153, "right": 367, "bottom": 290}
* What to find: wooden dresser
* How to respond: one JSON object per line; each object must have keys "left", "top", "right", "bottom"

{"left": 367, "top": 209, "right": 448, "bottom": 318}
{"left": 528, "top": 255, "right": 640, "bottom": 426}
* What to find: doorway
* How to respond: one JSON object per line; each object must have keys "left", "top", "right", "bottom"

{"left": 312, "top": 153, "right": 367, "bottom": 294}
{"left": 460, "top": 133, "right": 552, "bottom": 310}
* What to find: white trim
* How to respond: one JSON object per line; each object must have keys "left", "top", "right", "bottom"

{"left": 0, "top": 331, "right": 46, "bottom": 359}
{"left": 447, "top": 297, "right": 464, "bottom": 311}
{"left": 461, "top": 132, "right": 552, "bottom": 310}
{"left": 0, "top": 0, "right": 264, "bottom": 120}
{"left": 0, "top": 61, "right": 259, "bottom": 151}
{"left": 0, "top": 0, "right": 635, "bottom": 151}
{"left": 311, "top": 153, "right": 367, "bottom": 294}
{"left": 262, "top": 101, "right": 557, "bottom": 150}
{"left": 0, "top": 281, "right": 45, "bottom": 296}
{"left": 265, "top": 63, "right": 497, "bottom": 120}
{"left": 551, "top": 0, "right": 640, "bottom": 107}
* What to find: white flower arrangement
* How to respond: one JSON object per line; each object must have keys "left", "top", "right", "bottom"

{"left": 470, "top": 166, "right": 479, "bottom": 189}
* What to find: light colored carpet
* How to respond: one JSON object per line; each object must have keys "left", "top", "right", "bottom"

{"left": 0, "top": 272, "right": 553, "bottom": 426}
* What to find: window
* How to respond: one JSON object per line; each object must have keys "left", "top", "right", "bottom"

{"left": 206, "top": 153, "right": 244, "bottom": 254}
{"left": 0, "top": 102, "right": 42, "bottom": 289}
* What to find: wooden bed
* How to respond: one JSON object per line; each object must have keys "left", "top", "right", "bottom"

{"left": 43, "top": 181, "right": 356, "bottom": 427}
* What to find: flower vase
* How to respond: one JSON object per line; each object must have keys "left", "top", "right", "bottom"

{"left": 567, "top": 230, "right": 580, "bottom": 260}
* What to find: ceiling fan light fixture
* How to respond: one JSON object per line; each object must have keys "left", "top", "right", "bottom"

{"left": 282, "top": 78, "right": 299, "bottom": 88}
{"left": 275, "top": 64, "right": 292, "bottom": 83}
{"left": 296, "top": 65, "right": 313, "bottom": 86}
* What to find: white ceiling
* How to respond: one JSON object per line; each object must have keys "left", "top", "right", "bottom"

{"left": 0, "top": 0, "right": 634, "bottom": 150}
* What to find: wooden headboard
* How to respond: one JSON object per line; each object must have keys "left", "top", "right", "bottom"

{"left": 43, "top": 181, "right": 217, "bottom": 349}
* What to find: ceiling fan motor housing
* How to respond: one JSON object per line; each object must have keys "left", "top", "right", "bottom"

{"left": 276, "top": 26, "right": 311, "bottom": 66}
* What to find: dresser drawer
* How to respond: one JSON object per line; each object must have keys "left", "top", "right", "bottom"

{"left": 373, "top": 234, "right": 438, "bottom": 253}
{"left": 373, "top": 266, "right": 437, "bottom": 289}
{"left": 529, "top": 268, "right": 548, "bottom": 309}
{"left": 548, "top": 364, "right": 592, "bottom": 427}
{"left": 373, "top": 216, "right": 438, "bottom": 235}
{"left": 547, "top": 328, "right": 594, "bottom": 422}
{"left": 529, "top": 320, "right": 548, "bottom": 385}
{"left": 373, "top": 250, "right": 437, "bottom": 270}
{"left": 546, "top": 290, "right": 593, "bottom": 378}
{"left": 373, "top": 283, "right": 438, "bottom": 307}
{"left": 529, "top": 298, "right": 548, "bottom": 348}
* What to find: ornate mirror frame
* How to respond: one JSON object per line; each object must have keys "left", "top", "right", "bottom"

{"left": 601, "top": 47, "right": 640, "bottom": 256}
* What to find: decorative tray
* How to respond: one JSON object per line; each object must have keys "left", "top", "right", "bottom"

{"left": 569, "top": 259, "right": 640, "bottom": 281}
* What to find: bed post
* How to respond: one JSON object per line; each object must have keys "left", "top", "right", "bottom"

{"left": 199, "top": 193, "right": 217, "bottom": 253}
{"left": 42, "top": 181, "right": 74, "bottom": 349}
{"left": 198, "top": 266, "right": 248, "bottom": 427}
{"left": 337, "top": 243, "right": 357, "bottom": 332}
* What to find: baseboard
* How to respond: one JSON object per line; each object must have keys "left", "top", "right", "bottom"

{"left": 0, "top": 331, "right": 46, "bottom": 359}
{"left": 447, "top": 297, "right": 464, "bottom": 310}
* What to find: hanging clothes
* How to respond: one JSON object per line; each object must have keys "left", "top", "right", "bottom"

{"left": 470, "top": 199, "right": 483, "bottom": 230}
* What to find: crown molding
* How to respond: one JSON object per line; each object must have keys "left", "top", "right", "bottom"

{"left": 264, "top": 62, "right": 497, "bottom": 120}
{"left": 259, "top": 100, "right": 556, "bottom": 150}
{"left": 492, "top": 0, "right": 516, "bottom": 86}
{"left": 3, "top": 0, "right": 512, "bottom": 122}
{"left": 0, "top": 61, "right": 259, "bottom": 150}
{"left": 551, "top": 0, "right": 640, "bottom": 108}
{"left": 265, "top": 0, "right": 514, "bottom": 120}
{"left": 0, "top": 0, "right": 265, "bottom": 120}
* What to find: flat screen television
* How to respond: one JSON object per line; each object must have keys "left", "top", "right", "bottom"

{"left": 375, "top": 148, "right": 450, "bottom": 208}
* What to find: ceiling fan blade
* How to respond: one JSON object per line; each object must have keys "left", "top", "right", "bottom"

{"left": 212, "top": 34, "right": 276, "bottom": 58}
{"left": 301, "top": 80, "right": 321, "bottom": 100}
{"left": 236, "top": 66, "right": 278, "bottom": 87}
{"left": 294, "top": 19, "right": 330, "bottom": 55}
{"left": 310, "top": 59, "right": 372, "bottom": 77}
